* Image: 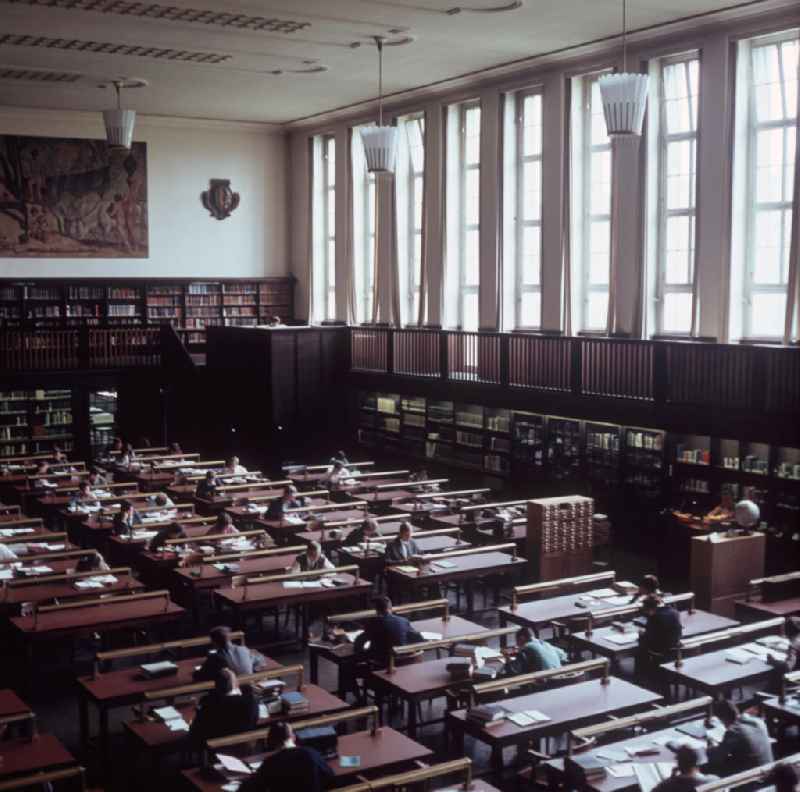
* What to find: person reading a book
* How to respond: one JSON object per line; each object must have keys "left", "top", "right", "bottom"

{"left": 324, "top": 460, "right": 351, "bottom": 489}
{"left": 353, "top": 596, "right": 424, "bottom": 668}
{"left": 209, "top": 512, "right": 239, "bottom": 536}
{"left": 195, "top": 470, "right": 219, "bottom": 500}
{"left": 767, "top": 616, "right": 799, "bottom": 674}
{"left": 384, "top": 522, "right": 421, "bottom": 564}
{"left": 151, "top": 492, "right": 175, "bottom": 509}
{"left": 75, "top": 552, "right": 111, "bottom": 573}
{"left": 706, "top": 700, "right": 773, "bottom": 781}
{"left": 148, "top": 522, "right": 186, "bottom": 553}
{"left": 651, "top": 746, "right": 718, "bottom": 792}
{"left": 238, "top": 721, "right": 334, "bottom": 792}
{"left": 87, "top": 467, "right": 109, "bottom": 488}
{"left": 112, "top": 500, "right": 142, "bottom": 537}
{"left": 503, "top": 627, "right": 567, "bottom": 676}
{"left": 291, "top": 541, "right": 334, "bottom": 573}
{"left": 636, "top": 595, "right": 682, "bottom": 675}
{"left": 266, "top": 485, "right": 303, "bottom": 521}
{"left": 189, "top": 669, "right": 258, "bottom": 751}
{"left": 630, "top": 574, "right": 663, "bottom": 604}
{"left": 70, "top": 481, "right": 99, "bottom": 509}
{"left": 193, "top": 625, "right": 268, "bottom": 680}
{"left": 346, "top": 518, "right": 380, "bottom": 547}
{"left": 224, "top": 456, "right": 248, "bottom": 476}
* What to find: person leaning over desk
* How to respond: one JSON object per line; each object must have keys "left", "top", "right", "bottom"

{"left": 238, "top": 721, "right": 334, "bottom": 792}
{"left": 652, "top": 746, "right": 718, "bottom": 792}
{"left": 706, "top": 700, "right": 773, "bottom": 782}
{"left": 195, "top": 470, "right": 219, "bottom": 500}
{"left": 353, "top": 595, "right": 425, "bottom": 668}
{"left": 148, "top": 522, "right": 186, "bottom": 552}
{"left": 266, "top": 485, "right": 304, "bottom": 521}
{"left": 503, "top": 627, "right": 567, "bottom": 676}
{"left": 112, "top": 500, "right": 142, "bottom": 536}
{"left": 193, "top": 625, "right": 268, "bottom": 680}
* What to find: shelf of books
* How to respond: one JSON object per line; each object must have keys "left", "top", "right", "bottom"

{"left": 90, "top": 389, "right": 118, "bottom": 456}
{"left": 0, "top": 279, "right": 295, "bottom": 346}
{"left": 0, "top": 389, "right": 74, "bottom": 457}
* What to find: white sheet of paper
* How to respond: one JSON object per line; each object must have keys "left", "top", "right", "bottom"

{"left": 217, "top": 755, "right": 252, "bottom": 775}
{"left": 421, "top": 631, "right": 442, "bottom": 641}
{"left": 607, "top": 764, "right": 636, "bottom": 778}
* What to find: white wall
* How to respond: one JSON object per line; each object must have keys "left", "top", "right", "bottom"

{"left": 0, "top": 107, "right": 287, "bottom": 279}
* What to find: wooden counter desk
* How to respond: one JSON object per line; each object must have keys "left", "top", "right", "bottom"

{"left": 253, "top": 506, "right": 376, "bottom": 544}
{"left": 0, "top": 689, "right": 30, "bottom": 718}
{"left": 309, "top": 612, "right": 489, "bottom": 695}
{"left": 386, "top": 548, "right": 525, "bottom": 613}
{"left": 293, "top": 515, "right": 410, "bottom": 555}
{"left": 447, "top": 675, "right": 662, "bottom": 771}
{"left": 570, "top": 609, "right": 738, "bottom": 666}
{"left": 0, "top": 733, "right": 76, "bottom": 782}
{"left": 10, "top": 591, "right": 186, "bottom": 669}
{"left": 76, "top": 637, "right": 281, "bottom": 758}
{"left": 124, "top": 683, "right": 347, "bottom": 765}
{"left": 214, "top": 570, "right": 372, "bottom": 640}
{"left": 181, "top": 727, "right": 431, "bottom": 792}
{"left": 69, "top": 503, "right": 196, "bottom": 548}
{"left": 736, "top": 597, "right": 800, "bottom": 621}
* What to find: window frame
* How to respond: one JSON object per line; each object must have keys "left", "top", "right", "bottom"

{"left": 321, "top": 133, "right": 336, "bottom": 322}
{"left": 352, "top": 129, "right": 376, "bottom": 324}
{"left": 404, "top": 113, "right": 425, "bottom": 325}
{"left": 458, "top": 99, "right": 481, "bottom": 331}
{"left": 740, "top": 30, "right": 799, "bottom": 340}
{"left": 653, "top": 52, "right": 700, "bottom": 337}
{"left": 513, "top": 88, "right": 544, "bottom": 330}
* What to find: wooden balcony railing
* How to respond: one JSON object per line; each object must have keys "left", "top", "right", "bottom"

{"left": 0, "top": 327, "right": 162, "bottom": 371}
{"left": 350, "top": 327, "right": 800, "bottom": 414}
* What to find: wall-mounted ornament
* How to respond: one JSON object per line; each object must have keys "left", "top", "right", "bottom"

{"left": 201, "top": 179, "right": 239, "bottom": 220}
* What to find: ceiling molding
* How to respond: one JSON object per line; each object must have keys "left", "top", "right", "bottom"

{"left": 0, "top": 104, "right": 284, "bottom": 134}
{"left": 0, "top": 0, "right": 311, "bottom": 34}
{"left": 284, "top": 0, "right": 800, "bottom": 131}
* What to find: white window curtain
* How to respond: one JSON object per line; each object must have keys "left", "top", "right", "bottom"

{"left": 783, "top": 41, "right": 800, "bottom": 344}
{"left": 394, "top": 114, "right": 425, "bottom": 326}
{"left": 351, "top": 125, "right": 376, "bottom": 324}
{"left": 310, "top": 134, "right": 336, "bottom": 323}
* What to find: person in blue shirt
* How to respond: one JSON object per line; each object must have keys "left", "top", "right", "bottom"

{"left": 353, "top": 595, "right": 425, "bottom": 668}
{"left": 504, "top": 627, "right": 567, "bottom": 676}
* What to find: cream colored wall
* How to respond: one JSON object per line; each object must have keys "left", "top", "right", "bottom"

{"left": 0, "top": 107, "right": 287, "bottom": 279}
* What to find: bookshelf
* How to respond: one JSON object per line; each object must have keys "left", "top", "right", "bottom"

{"left": 0, "top": 278, "right": 295, "bottom": 347}
{"left": 0, "top": 389, "right": 74, "bottom": 457}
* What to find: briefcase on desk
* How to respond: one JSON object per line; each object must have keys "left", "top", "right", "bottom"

{"left": 296, "top": 726, "right": 338, "bottom": 758}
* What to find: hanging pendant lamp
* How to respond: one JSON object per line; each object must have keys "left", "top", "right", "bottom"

{"left": 598, "top": 0, "right": 648, "bottom": 137}
{"left": 360, "top": 36, "right": 398, "bottom": 173}
{"left": 102, "top": 78, "right": 145, "bottom": 149}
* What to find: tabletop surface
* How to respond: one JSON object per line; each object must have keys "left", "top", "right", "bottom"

{"left": 174, "top": 553, "right": 297, "bottom": 586}
{"left": 499, "top": 589, "right": 638, "bottom": 628}
{"left": 0, "top": 688, "right": 30, "bottom": 717}
{"left": 387, "top": 551, "right": 524, "bottom": 582}
{"left": 571, "top": 610, "right": 739, "bottom": 655}
{"left": 449, "top": 676, "right": 662, "bottom": 743}
{"left": 215, "top": 573, "right": 372, "bottom": 608}
{"left": 2, "top": 573, "right": 144, "bottom": 606}
{"left": 11, "top": 597, "right": 185, "bottom": 636}
{"left": 181, "top": 727, "right": 432, "bottom": 791}
{"left": 736, "top": 598, "right": 800, "bottom": 617}
{"left": 0, "top": 733, "right": 75, "bottom": 779}
{"left": 125, "top": 684, "right": 348, "bottom": 748}
{"left": 661, "top": 645, "right": 775, "bottom": 687}
{"left": 78, "top": 654, "right": 282, "bottom": 703}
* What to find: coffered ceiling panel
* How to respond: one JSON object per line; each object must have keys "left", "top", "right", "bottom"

{"left": 0, "top": 0, "right": 792, "bottom": 124}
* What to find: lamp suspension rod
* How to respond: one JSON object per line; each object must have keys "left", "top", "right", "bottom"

{"left": 376, "top": 36, "right": 384, "bottom": 127}
{"left": 115, "top": 81, "right": 121, "bottom": 109}
{"left": 622, "top": 0, "right": 627, "bottom": 72}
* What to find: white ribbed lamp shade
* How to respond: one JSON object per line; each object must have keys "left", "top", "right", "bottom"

{"left": 734, "top": 499, "right": 760, "bottom": 528}
{"left": 360, "top": 125, "right": 398, "bottom": 173}
{"left": 103, "top": 108, "right": 136, "bottom": 149}
{"left": 598, "top": 72, "right": 649, "bottom": 137}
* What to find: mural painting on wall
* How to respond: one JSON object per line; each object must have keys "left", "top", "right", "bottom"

{"left": 0, "top": 135, "right": 148, "bottom": 257}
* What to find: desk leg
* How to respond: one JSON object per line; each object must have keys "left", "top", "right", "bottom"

{"left": 407, "top": 696, "right": 418, "bottom": 739}
{"left": 499, "top": 612, "right": 508, "bottom": 649}
{"left": 465, "top": 581, "right": 474, "bottom": 615}
{"left": 490, "top": 744, "right": 503, "bottom": 773}
{"left": 100, "top": 706, "right": 111, "bottom": 781}
{"left": 310, "top": 647, "right": 319, "bottom": 685}
{"left": 78, "top": 694, "right": 90, "bottom": 756}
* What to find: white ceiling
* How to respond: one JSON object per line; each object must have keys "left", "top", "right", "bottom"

{"left": 0, "top": 0, "right": 788, "bottom": 125}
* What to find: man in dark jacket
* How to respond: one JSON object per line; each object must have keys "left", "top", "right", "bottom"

{"left": 384, "top": 522, "right": 421, "bottom": 564}
{"left": 189, "top": 669, "right": 259, "bottom": 749}
{"left": 193, "top": 625, "right": 268, "bottom": 681}
{"left": 652, "top": 746, "right": 718, "bottom": 792}
{"left": 636, "top": 595, "right": 683, "bottom": 678}
{"left": 239, "top": 721, "right": 333, "bottom": 792}
{"left": 706, "top": 700, "right": 773, "bottom": 781}
{"left": 353, "top": 595, "right": 424, "bottom": 667}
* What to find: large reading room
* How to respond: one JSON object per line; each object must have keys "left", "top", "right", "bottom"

{"left": 0, "top": 1, "right": 799, "bottom": 791}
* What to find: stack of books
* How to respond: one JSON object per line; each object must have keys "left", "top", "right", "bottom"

{"left": 466, "top": 703, "right": 506, "bottom": 724}
{"left": 281, "top": 690, "right": 310, "bottom": 715}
